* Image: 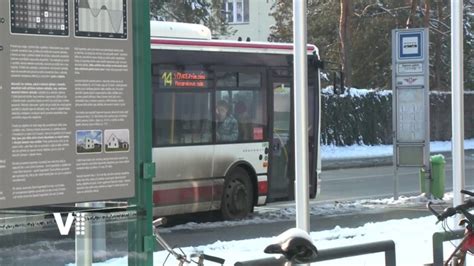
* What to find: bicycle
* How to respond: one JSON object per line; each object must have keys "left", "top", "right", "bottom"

{"left": 153, "top": 217, "right": 225, "bottom": 266}
{"left": 427, "top": 190, "right": 474, "bottom": 266}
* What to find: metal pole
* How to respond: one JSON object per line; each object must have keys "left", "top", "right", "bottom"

{"left": 92, "top": 202, "right": 106, "bottom": 262}
{"left": 391, "top": 30, "right": 399, "bottom": 201}
{"left": 293, "top": 0, "right": 310, "bottom": 232}
{"left": 423, "top": 29, "right": 431, "bottom": 199}
{"left": 128, "top": 0, "right": 154, "bottom": 265}
{"left": 451, "top": 0, "right": 465, "bottom": 225}
{"left": 75, "top": 203, "right": 92, "bottom": 266}
{"left": 393, "top": 167, "right": 399, "bottom": 200}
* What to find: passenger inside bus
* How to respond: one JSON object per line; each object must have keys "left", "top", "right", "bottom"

{"left": 216, "top": 100, "right": 239, "bottom": 141}
{"left": 234, "top": 100, "right": 251, "bottom": 140}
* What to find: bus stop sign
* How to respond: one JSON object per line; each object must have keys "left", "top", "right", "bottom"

{"left": 392, "top": 28, "right": 430, "bottom": 168}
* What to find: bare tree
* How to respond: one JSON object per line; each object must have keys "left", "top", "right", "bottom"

{"left": 423, "top": 0, "right": 431, "bottom": 27}
{"left": 339, "top": 0, "right": 353, "bottom": 88}
{"left": 432, "top": 0, "right": 445, "bottom": 90}
{"left": 406, "top": 0, "right": 419, "bottom": 28}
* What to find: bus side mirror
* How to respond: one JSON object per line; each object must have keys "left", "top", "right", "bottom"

{"left": 310, "top": 57, "right": 324, "bottom": 70}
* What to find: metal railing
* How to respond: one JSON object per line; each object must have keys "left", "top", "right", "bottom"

{"left": 431, "top": 229, "right": 464, "bottom": 266}
{"left": 235, "top": 240, "right": 396, "bottom": 266}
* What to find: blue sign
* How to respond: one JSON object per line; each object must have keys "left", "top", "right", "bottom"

{"left": 398, "top": 32, "right": 423, "bottom": 60}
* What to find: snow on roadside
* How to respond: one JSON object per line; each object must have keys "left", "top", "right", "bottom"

{"left": 91, "top": 191, "right": 473, "bottom": 266}
{"left": 164, "top": 193, "right": 450, "bottom": 233}
{"left": 94, "top": 214, "right": 471, "bottom": 266}
{"left": 164, "top": 200, "right": 375, "bottom": 233}
{"left": 358, "top": 192, "right": 452, "bottom": 206}
{"left": 321, "top": 139, "right": 474, "bottom": 160}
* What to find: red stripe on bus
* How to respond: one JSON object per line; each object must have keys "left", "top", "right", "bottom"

{"left": 151, "top": 39, "right": 316, "bottom": 52}
{"left": 153, "top": 186, "right": 214, "bottom": 206}
{"left": 258, "top": 180, "right": 268, "bottom": 195}
{"left": 154, "top": 180, "right": 269, "bottom": 206}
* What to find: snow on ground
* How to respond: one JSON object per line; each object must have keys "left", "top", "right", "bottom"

{"left": 96, "top": 209, "right": 471, "bottom": 265}
{"left": 321, "top": 139, "right": 474, "bottom": 160}
{"left": 321, "top": 87, "right": 392, "bottom": 97}
{"left": 91, "top": 139, "right": 474, "bottom": 265}
{"left": 163, "top": 194, "right": 446, "bottom": 233}
{"left": 92, "top": 193, "right": 473, "bottom": 266}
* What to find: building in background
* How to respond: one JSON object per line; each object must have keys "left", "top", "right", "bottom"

{"left": 220, "top": 0, "right": 275, "bottom": 42}
{"left": 152, "top": 0, "right": 275, "bottom": 42}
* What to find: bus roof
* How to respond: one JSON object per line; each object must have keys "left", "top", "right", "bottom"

{"left": 150, "top": 21, "right": 212, "bottom": 40}
{"left": 150, "top": 37, "right": 319, "bottom": 57}
{"left": 149, "top": 21, "right": 319, "bottom": 57}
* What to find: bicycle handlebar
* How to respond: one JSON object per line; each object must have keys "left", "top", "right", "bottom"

{"left": 427, "top": 190, "right": 474, "bottom": 224}
{"left": 153, "top": 217, "right": 167, "bottom": 227}
{"left": 191, "top": 253, "right": 226, "bottom": 265}
{"left": 427, "top": 202, "right": 457, "bottom": 222}
{"left": 461, "top": 189, "right": 474, "bottom": 197}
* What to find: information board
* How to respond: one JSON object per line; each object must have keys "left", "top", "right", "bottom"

{"left": 0, "top": 0, "right": 135, "bottom": 209}
{"left": 396, "top": 88, "right": 425, "bottom": 142}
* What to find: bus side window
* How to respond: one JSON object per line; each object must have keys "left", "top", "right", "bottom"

{"left": 215, "top": 71, "right": 267, "bottom": 143}
{"left": 235, "top": 100, "right": 251, "bottom": 140}
{"left": 232, "top": 90, "right": 266, "bottom": 142}
{"left": 215, "top": 98, "right": 239, "bottom": 142}
{"left": 154, "top": 92, "right": 212, "bottom": 146}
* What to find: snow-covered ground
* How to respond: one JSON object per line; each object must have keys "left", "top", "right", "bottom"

{"left": 321, "top": 139, "right": 474, "bottom": 160}
{"left": 89, "top": 193, "right": 473, "bottom": 266}
{"left": 87, "top": 140, "right": 474, "bottom": 265}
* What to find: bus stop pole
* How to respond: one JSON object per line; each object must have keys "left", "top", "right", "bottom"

{"left": 128, "top": 1, "right": 154, "bottom": 266}
{"left": 451, "top": 0, "right": 465, "bottom": 226}
{"left": 293, "top": 0, "right": 310, "bottom": 233}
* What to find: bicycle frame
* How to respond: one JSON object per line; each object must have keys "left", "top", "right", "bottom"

{"left": 152, "top": 217, "right": 225, "bottom": 265}
{"left": 427, "top": 191, "right": 474, "bottom": 266}
{"left": 154, "top": 228, "right": 190, "bottom": 265}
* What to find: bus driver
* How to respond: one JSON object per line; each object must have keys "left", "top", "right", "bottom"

{"left": 216, "top": 100, "right": 238, "bottom": 141}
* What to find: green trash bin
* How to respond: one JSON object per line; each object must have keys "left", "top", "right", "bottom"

{"left": 430, "top": 154, "right": 446, "bottom": 199}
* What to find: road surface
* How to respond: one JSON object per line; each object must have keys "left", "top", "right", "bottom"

{"left": 318, "top": 150, "right": 474, "bottom": 202}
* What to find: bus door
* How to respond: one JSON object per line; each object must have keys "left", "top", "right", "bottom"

{"left": 269, "top": 79, "right": 294, "bottom": 201}
{"left": 308, "top": 78, "right": 319, "bottom": 198}
{"left": 268, "top": 74, "right": 319, "bottom": 201}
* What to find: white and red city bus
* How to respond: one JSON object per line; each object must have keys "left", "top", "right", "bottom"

{"left": 150, "top": 22, "right": 322, "bottom": 219}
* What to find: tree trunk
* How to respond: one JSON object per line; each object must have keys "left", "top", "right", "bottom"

{"left": 406, "top": 0, "right": 419, "bottom": 28}
{"left": 433, "top": 0, "right": 443, "bottom": 90}
{"left": 339, "top": 0, "right": 353, "bottom": 88}
{"left": 423, "top": 0, "right": 430, "bottom": 27}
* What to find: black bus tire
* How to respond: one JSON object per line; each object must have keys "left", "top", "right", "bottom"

{"left": 221, "top": 168, "right": 254, "bottom": 220}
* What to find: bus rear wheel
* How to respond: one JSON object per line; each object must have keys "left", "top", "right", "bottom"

{"left": 221, "top": 168, "right": 254, "bottom": 220}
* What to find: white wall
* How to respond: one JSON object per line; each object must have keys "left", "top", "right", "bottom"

{"left": 223, "top": 0, "right": 275, "bottom": 42}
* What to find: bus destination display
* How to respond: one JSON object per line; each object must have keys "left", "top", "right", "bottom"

{"left": 160, "top": 70, "right": 209, "bottom": 88}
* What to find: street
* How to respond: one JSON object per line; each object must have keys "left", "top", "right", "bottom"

{"left": 318, "top": 150, "right": 474, "bottom": 202}
{"left": 156, "top": 151, "right": 474, "bottom": 250}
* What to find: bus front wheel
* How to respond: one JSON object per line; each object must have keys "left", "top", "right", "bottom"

{"left": 221, "top": 168, "right": 254, "bottom": 220}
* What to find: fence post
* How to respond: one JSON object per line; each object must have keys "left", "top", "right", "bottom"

{"left": 432, "top": 229, "right": 464, "bottom": 266}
